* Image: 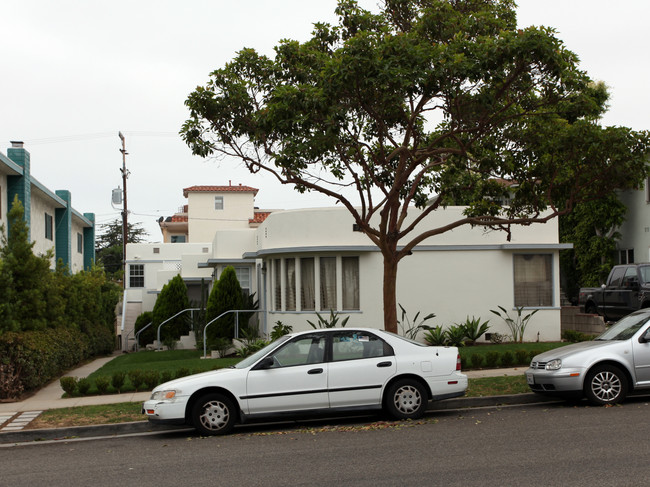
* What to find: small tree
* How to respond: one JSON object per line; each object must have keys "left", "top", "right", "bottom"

{"left": 152, "top": 274, "right": 190, "bottom": 343}
{"left": 95, "top": 219, "right": 148, "bottom": 278}
{"left": 206, "top": 266, "right": 243, "bottom": 342}
{"left": 134, "top": 311, "right": 155, "bottom": 347}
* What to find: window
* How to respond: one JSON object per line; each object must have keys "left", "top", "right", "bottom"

{"left": 45, "top": 213, "right": 53, "bottom": 240}
{"left": 342, "top": 256, "right": 360, "bottom": 310}
{"left": 619, "top": 249, "right": 634, "bottom": 265}
{"left": 320, "top": 257, "right": 337, "bottom": 310}
{"left": 285, "top": 258, "right": 296, "bottom": 311}
{"left": 274, "top": 259, "right": 281, "bottom": 310}
{"left": 513, "top": 254, "right": 552, "bottom": 307}
{"left": 171, "top": 235, "right": 186, "bottom": 243}
{"left": 214, "top": 196, "right": 224, "bottom": 210}
{"left": 269, "top": 334, "right": 327, "bottom": 367}
{"left": 77, "top": 233, "right": 83, "bottom": 253}
{"left": 129, "top": 264, "right": 145, "bottom": 288}
{"left": 300, "top": 258, "right": 315, "bottom": 311}
{"left": 331, "top": 331, "right": 392, "bottom": 362}
{"left": 234, "top": 266, "right": 251, "bottom": 296}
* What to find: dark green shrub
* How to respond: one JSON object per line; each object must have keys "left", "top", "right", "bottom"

{"left": 95, "top": 376, "right": 110, "bottom": 394}
{"left": 529, "top": 350, "right": 543, "bottom": 362}
{"left": 60, "top": 376, "right": 78, "bottom": 396}
{"left": 153, "top": 274, "right": 191, "bottom": 343}
{"left": 206, "top": 266, "right": 243, "bottom": 340}
{"left": 500, "top": 351, "right": 514, "bottom": 367}
{"left": 77, "top": 377, "right": 91, "bottom": 395}
{"left": 515, "top": 350, "right": 529, "bottom": 365}
{"left": 423, "top": 326, "right": 447, "bottom": 346}
{"left": 458, "top": 316, "right": 490, "bottom": 344}
{"left": 485, "top": 351, "right": 500, "bottom": 368}
{"left": 176, "top": 367, "right": 191, "bottom": 379}
{"left": 143, "top": 370, "right": 160, "bottom": 390}
{"left": 445, "top": 325, "right": 466, "bottom": 347}
{"left": 160, "top": 370, "right": 173, "bottom": 383}
{"left": 562, "top": 329, "right": 595, "bottom": 343}
{"left": 270, "top": 321, "right": 292, "bottom": 341}
{"left": 471, "top": 353, "right": 484, "bottom": 369}
{"left": 111, "top": 371, "right": 126, "bottom": 393}
{"left": 134, "top": 311, "right": 155, "bottom": 348}
{"left": 128, "top": 369, "right": 145, "bottom": 391}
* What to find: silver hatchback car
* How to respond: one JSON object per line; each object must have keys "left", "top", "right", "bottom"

{"left": 526, "top": 309, "right": 650, "bottom": 405}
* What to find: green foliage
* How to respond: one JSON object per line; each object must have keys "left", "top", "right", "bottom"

{"left": 95, "top": 219, "right": 148, "bottom": 278}
{"left": 397, "top": 304, "right": 434, "bottom": 339}
{"left": 307, "top": 310, "right": 350, "bottom": 329}
{"left": 562, "top": 329, "right": 596, "bottom": 343}
{"left": 134, "top": 311, "right": 155, "bottom": 348}
{"left": 236, "top": 339, "right": 270, "bottom": 358}
{"left": 489, "top": 333, "right": 508, "bottom": 344}
{"left": 77, "top": 377, "right": 91, "bottom": 395}
{"left": 181, "top": 0, "right": 650, "bottom": 333}
{"left": 60, "top": 376, "right": 78, "bottom": 396}
{"left": 470, "top": 353, "right": 484, "bottom": 369}
{"left": 270, "top": 321, "right": 293, "bottom": 341}
{"left": 127, "top": 369, "right": 145, "bottom": 391}
{"left": 95, "top": 376, "right": 110, "bottom": 394}
{"left": 175, "top": 367, "right": 191, "bottom": 378}
{"left": 485, "top": 351, "right": 500, "bottom": 368}
{"left": 445, "top": 325, "right": 467, "bottom": 347}
{"left": 143, "top": 370, "right": 160, "bottom": 390}
{"left": 207, "top": 266, "right": 244, "bottom": 341}
{"left": 423, "top": 326, "right": 447, "bottom": 346}
{"left": 500, "top": 351, "right": 514, "bottom": 367}
{"left": 458, "top": 316, "right": 490, "bottom": 344}
{"left": 515, "top": 350, "right": 530, "bottom": 366}
{"left": 111, "top": 371, "right": 126, "bottom": 393}
{"left": 210, "top": 337, "right": 233, "bottom": 358}
{"left": 152, "top": 274, "right": 190, "bottom": 343}
{"left": 160, "top": 370, "right": 173, "bottom": 383}
{"left": 490, "top": 306, "right": 539, "bottom": 343}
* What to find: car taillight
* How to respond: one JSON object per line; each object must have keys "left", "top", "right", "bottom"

{"left": 456, "top": 353, "right": 462, "bottom": 371}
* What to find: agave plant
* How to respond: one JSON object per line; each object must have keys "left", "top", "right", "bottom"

{"left": 423, "top": 326, "right": 447, "bottom": 346}
{"left": 490, "top": 306, "right": 538, "bottom": 343}
{"left": 444, "top": 325, "right": 467, "bottom": 347}
{"left": 458, "top": 316, "right": 490, "bottom": 345}
{"left": 307, "top": 310, "right": 349, "bottom": 328}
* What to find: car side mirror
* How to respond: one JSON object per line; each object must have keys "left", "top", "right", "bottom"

{"left": 257, "top": 357, "right": 275, "bottom": 369}
{"left": 639, "top": 330, "right": 650, "bottom": 344}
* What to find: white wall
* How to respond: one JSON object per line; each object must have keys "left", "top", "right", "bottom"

{"left": 70, "top": 218, "right": 85, "bottom": 273}
{"left": 618, "top": 187, "right": 650, "bottom": 262}
{"left": 188, "top": 191, "right": 255, "bottom": 241}
{"left": 29, "top": 191, "right": 56, "bottom": 267}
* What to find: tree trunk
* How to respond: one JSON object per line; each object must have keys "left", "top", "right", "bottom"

{"left": 382, "top": 255, "right": 399, "bottom": 334}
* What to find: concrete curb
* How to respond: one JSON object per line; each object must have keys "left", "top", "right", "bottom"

{"left": 0, "top": 393, "right": 559, "bottom": 445}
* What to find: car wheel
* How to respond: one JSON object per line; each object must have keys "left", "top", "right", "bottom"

{"left": 584, "top": 365, "right": 628, "bottom": 405}
{"left": 385, "top": 379, "right": 427, "bottom": 420}
{"left": 192, "top": 393, "right": 236, "bottom": 435}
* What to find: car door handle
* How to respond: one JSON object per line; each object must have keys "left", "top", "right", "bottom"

{"left": 377, "top": 361, "right": 392, "bottom": 368}
{"left": 308, "top": 368, "right": 323, "bottom": 374}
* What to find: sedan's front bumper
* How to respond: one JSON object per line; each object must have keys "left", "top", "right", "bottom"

{"left": 142, "top": 397, "right": 188, "bottom": 423}
{"left": 525, "top": 367, "right": 585, "bottom": 397}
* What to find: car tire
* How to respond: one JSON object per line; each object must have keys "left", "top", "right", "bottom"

{"left": 385, "top": 379, "right": 427, "bottom": 420}
{"left": 192, "top": 393, "right": 236, "bottom": 435}
{"left": 584, "top": 365, "right": 628, "bottom": 406}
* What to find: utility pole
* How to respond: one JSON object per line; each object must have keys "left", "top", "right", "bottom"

{"left": 118, "top": 132, "right": 129, "bottom": 289}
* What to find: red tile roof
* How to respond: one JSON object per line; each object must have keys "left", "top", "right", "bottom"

{"left": 171, "top": 215, "right": 188, "bottom": 222}
{"left": 183, "top": 184, "right": 259, "bottom": 197}
{"left": 249, "top": 211, "right": 272, "bottom": 224}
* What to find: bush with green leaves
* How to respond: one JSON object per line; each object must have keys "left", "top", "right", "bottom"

{"left": 128, "top": 369, "right": 145, "bottom": 391}
{"left": 95, "top": 376, "right": 110, "bottom": 394}
{"left": 445, "top": 325, "right": 467, "bottom": 347}
{"left": 134, "top": 311, "right": 155, "bottom": 348}
{"left": 143, "top": 370, "right": 160, "bottom": 390}
{"left": 153, "top": 274, "right": 191, "bottom": 344}
{"left": 423, "top": 326, "right": 447, "bottom": 346}
{"left": 490, "top": 306, "right": 538, "bottom": 343}
{"left": 77, "top": 377, "right": 91, "bottom": 395}
{"left": 485, "top": 351, "right": 500, "bottom": 368}
{"left": 207, "top": 266, "right": 244, "bottom": 341}
{"left": 160, "top": 370, "right": 173, "bottom": 383}
{"left": 500, "top": 351, "right": 514, "bottom": 367}
{"left": 562, "top": 329, "right": 595, "bottom": 343}
{"left": 307, "top": 310, "right": 349, "bottom": 328}
{"left": 60, "top": 376, "right": 78, "bottom": 396}
{"left": 176, "top": 367, "right": 191, "bottom": 379}
{"left": 270, "top": 321, "right": 293, "bottom": 341}
{"left": 458, "top": 316, "right": 490, "bottom": 345}
{"left": 111, "top": 371, "right": 126, "bottom": 393}
{"left": 470, "top": 353, "right": 485, "bottom": 369}
{"left": 396, "top": 304, "right": 434, "bottom": 340}
{"left": 515, "top": 350, "right": 530, "bottom": 366}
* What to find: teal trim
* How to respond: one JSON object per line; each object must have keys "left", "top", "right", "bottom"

{"left": 55, "top": 190, "right": 71, "bottom": 269}
{"left": 6, "top": 147, "right": 31, "bottom": 239}
{"left": 83, "top": 212, "right": 95, "bottom": 270}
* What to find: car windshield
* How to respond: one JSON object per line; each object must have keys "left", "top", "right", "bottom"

{"left": 233, "top": 335, "right": 292, "bottom": 369}
{"left": 597, "top": 312, "right": 650, "bottom": 341}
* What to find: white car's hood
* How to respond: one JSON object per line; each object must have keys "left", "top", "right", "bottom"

{"left": 154, "top": 367, "right": 239, "bottom": 392}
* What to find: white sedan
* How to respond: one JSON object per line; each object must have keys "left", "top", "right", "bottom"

{"left": 143, "top": 328, "right": 467, "bottom": 435}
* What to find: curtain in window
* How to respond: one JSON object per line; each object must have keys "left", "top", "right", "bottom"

{"left": 301, "top": 258, "right": 315, "bottom": 310}
{"left": 342, "top": 256, "right": 360, "bottom": 310}
{"left": 320, "top": 257, "right": 337, "bottom": 310}
{"left": 513, "top": 254, "right": 552, "bottom": 307}
{"left": 274, "top": 259, "right": 281, "bottom": 310}
{"left": 285, "top": 258, "right": 296, "bottom": 311}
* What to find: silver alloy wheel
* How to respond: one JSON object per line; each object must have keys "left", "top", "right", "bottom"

{"left": 393, "top": 384, "right": 422, "bottom": 414}
{"left": 198, "top": 399, "right": 231, "bottom": 431}
{"left": 590, "top": 370, "right": 622, "bottom": 403}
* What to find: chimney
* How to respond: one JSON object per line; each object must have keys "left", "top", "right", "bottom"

{"left": 10, "top": 140, "right": 24, "bottom": 148}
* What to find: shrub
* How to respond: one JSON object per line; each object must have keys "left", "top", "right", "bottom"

{"left": 500, "top": 351, "right": 514, "bottom": 367}
{"left": 134, "top": 311, "right": 155, "bottom": 348}
{"left": 176, "top": 367, "right": 191, "bottom": 379}
{"left": 529, "top": 350, "right": 543, "bottom": 362}
{"left": 562, "top": 329, "right": 595, "bottom": 343}
{"left": 470, "top": 353, "right": 484, "bottom": 369}
{"left": 209, "top": 337, "right": 232, "bottom": 358}
{"left": 270, "top": 321, "right": 292, "bottom": 341}
{"left": 0, "top": 363, "right": 23, "bottom": 400}
{"left": 489, "top": 306, "right": 538, "bottom": 343}
{"left": 60, "top": 376, "right": 78, "bottom": 396}
{"left": 515, "top": 350, "right": 529, "bottom": 366}
{"left": 111, "top": 371, "right": 126, "bottom": 393}
{"left": 160, "top": 370, "right": 173, "bottom": 383}
{"left": 95, "top": 376, "right": 110, "bottom": 394}
{"left": 153, "top": 274, "right": 191, "bottom": 343}
{"left": 207, "top": 266, "right": 244, "bottom": 340}
{"left": 485, "top": 351, "right": 500, "bottom": 368}
{"left": 423, "top": 326, "right": 447, "bottom": 346}
{"left": 458, "top": 316, "right": 490, "bottom": 345}
{"left": 396, "top": 304, "right": 434, "bottom": 340}
{"left": 128, "top": 369, "right": 145, "bottom": 391}
{"left": 307, "top": 310, "right": 349, "bottom": 329}
{"left": 77, "top": 377, "right": 91, "bottom": 395}
{"left": 445, "top": 325, "right": 466, "bottom": 347}
{"left": 143, "top": 370, "right": 160, "bottom": 390}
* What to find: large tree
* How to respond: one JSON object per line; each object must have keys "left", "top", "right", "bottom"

{"left": 181, "top": 0, "right": 649, "bottom": 333}
{"left": 95, "top": 219, "right": 148, "bottom": 277}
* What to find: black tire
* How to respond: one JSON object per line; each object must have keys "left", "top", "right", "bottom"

{"left": 192, "top": 393, "right": 237, "bottom": 435}
{"left": 385, "top": 379, "right": 427, "bottom": 420}
{"left": 584, "top": 365, "right": 628, "bottom": 405}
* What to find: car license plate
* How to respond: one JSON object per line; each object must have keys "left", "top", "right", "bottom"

{"left": 526, "top": 373, "right": 534, "bottom": 385}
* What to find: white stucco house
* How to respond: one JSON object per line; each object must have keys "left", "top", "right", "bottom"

{"left": 123, "top": 183, "right": 570, "bottom": 349}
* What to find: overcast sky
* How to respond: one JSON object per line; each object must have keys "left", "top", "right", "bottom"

{"left": 1, "top": 1, "right": 648, "bottom": 242}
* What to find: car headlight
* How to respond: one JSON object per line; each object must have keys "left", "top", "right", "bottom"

{"left": 150, "top": 390, "right": 178, "bottom": 401}
{"left": 545, "top": 359, "right": 562, "bottom": 370}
